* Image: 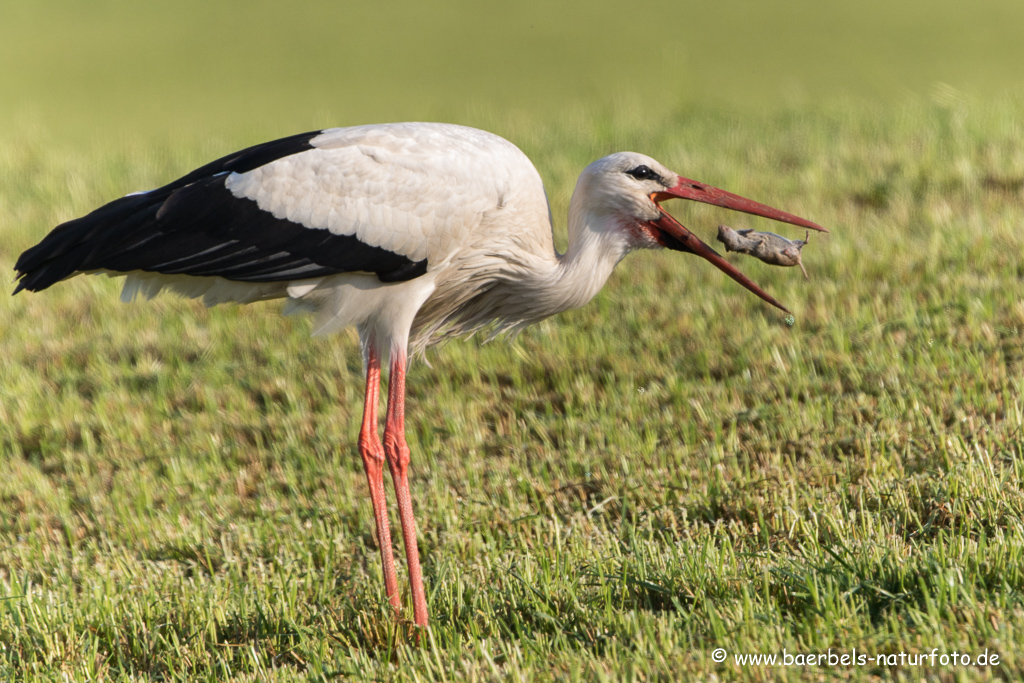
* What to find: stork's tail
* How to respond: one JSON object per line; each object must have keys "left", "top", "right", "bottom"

{"left": 13, "top": 194, "right": 164, "bottom": 294}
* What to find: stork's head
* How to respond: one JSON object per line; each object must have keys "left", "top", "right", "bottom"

{"left": 576, "top": 152, "right": 826, "bottom": 313}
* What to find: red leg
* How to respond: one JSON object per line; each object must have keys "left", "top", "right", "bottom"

{"left": 383, "top": 349, "right": 429, "bottom": 627}
{"left": 358, "top": 348, "right": 401, "bottom": 613}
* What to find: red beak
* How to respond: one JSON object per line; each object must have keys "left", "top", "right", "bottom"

{"left": 648, "top": 176, "right": 826, "bottom": 313}
{"left": 653, "top": 177, "right": 827, "bottom": 233}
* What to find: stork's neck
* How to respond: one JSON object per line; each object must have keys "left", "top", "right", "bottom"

{"left": 521, "top": 203, "right": 632, "bottom": 320}
{"left": 413, "top": 195, "right": 635, "bottom": 349}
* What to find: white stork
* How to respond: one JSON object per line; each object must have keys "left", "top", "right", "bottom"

{"left": 14, "top": 122, "right": 826, "bottom": 628}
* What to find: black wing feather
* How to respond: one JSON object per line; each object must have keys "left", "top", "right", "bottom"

{"left": 14, "top": 130, "right": 429, "bottom": 293}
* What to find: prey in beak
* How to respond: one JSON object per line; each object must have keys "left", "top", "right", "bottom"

{"left": 647, "top": 176, "right": 827, "bottom": 314}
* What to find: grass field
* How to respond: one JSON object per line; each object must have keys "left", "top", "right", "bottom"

{"left": 4, "top": 2, "right": 1024, "bottom": 681}
{"left": 3, "top": 99, "right": 1024, "bottom": 681}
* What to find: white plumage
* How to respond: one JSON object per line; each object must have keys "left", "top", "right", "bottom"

{"left": 118, "top": 124, "right": 556, "bottom": 351}
{"left": 14, "top": 122, "right": 825, "bottom": 628}
{"left": 225, "top": 124, "right": 535, "bottom": 263}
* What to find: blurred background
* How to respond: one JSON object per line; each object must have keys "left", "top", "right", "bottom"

{"left": 2, "top": 0, "right": 1023, "bottom": 145}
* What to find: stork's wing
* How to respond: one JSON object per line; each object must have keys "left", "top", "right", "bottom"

{"left": 14, "top": 123, "right": 533, "bottom": 293}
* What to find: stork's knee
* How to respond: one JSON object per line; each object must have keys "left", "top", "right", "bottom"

{"left": 383, "top": 431, "right": 411, "bottom": 475}
{"left": 358, "top": 435, "right": 386, "bottom": 476}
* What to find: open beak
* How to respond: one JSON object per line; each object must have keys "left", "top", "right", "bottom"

{"left": 648, "top": 176, "right": 827, "bottom": 313}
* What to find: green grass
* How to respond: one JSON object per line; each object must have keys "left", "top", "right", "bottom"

{"left": 2, "top": 99, "right": 1024, "bottom": 680}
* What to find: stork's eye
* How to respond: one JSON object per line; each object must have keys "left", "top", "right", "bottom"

{"left": 626, "top": 165, "right": 656, "bottom": 181}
